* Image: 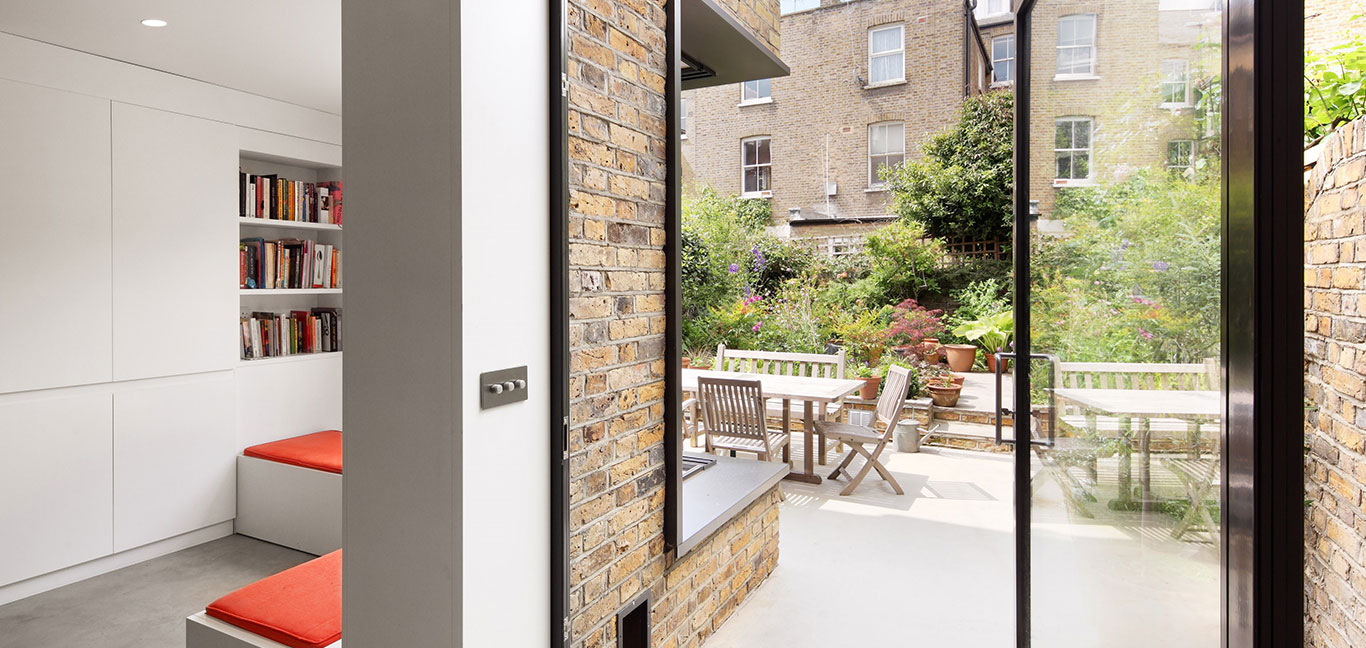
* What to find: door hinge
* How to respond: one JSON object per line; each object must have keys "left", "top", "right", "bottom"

{"left": 562, "top": 415, "right": 570, "bottom": 461}
{"left": 561, "top": 73, "right": 568, "bottom": 98}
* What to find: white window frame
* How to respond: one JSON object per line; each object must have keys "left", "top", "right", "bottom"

{"left": 1167, "top": 139, "right": 1195, "bottom": 174}
{"left": 740, "top": 78, "right": 773, "bottom": 106}
{"left": 780, "top": 0, "right": 820, "bottom": 14}
{"left": 992, "top": 35, "right": 1015, "bottom": 85}
{"left": 868, "top": 121, "right": 905, "bottom": 188}
{"left": 867, "top": 24, "right": 906, "bottom": 87}
{"left": 1054, "top": 117, "right": 1094, "bottom": 186}
{"left": 976, "top": 0, "right": 1011, "bottom": 18}
{"left": 741, "top": 136, "right": 773, "bottom": 198}
{"left": 680, "top": 97, "right": 688, "bottom": 139}
{"left": 1160, "top": 59, "right": 1192, "bottom": 108}
{"left": 1056, "top": 14, "right": 1098, "bottom": 80}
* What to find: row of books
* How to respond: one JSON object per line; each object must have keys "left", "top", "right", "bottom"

{"left": 241, "top": 309, "right": 342, "bottom": 360}
{"left": 239, "top": 172, "right": 343, "bottom": 225}
{"left": 240, "top": 238, "right": 341, "bottom": 290}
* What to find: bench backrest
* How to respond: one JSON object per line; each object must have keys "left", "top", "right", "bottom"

{"left": 1055, "top": 359, "right": 1219, "bottom": 391}
{"left": 714, "top": 344, "right": 847, "bottom": 380}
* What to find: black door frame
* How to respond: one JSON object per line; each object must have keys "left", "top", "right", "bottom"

{"left": 1009, "top": 0, "right": 1304, "bottom": 646}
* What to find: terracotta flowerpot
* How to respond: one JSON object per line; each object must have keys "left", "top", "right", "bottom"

{"left": 858, "top": 376, "right": 882, "bottom": 400}
{"left": 926, "top": 382, "right": 963, "bottom": 408}
{"left": 949, "top": 374, "right": 966, "bottom": 386}
{"left": 986, "top": 353, "right": 1009, "bottom": 374}
{"left": 919, "top": 338, "right": 942, "bottom": 364}
{"left": 681, "top": 357, "right": 691, "bottom": 368}
{"left": 944, "top": 344, "right": 977, "bottom": 373}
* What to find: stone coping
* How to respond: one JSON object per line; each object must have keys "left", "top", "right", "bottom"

{"left": 678, "top": 452, "right": 787, "bottom": 556}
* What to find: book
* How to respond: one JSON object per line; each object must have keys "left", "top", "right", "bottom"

{"left": 240, "top": 309, "right": 343, "bottom": 360}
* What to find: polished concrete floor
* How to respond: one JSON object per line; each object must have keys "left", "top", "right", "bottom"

{"left": 0, "top": 535, "right": 310, "bottom": 648}
{"left": 705, "top": 446, "right": 1221, "bottom": 648}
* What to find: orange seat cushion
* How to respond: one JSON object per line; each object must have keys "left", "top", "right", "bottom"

{"left": 206, "top": 550, "right": 342, "bottom": 648}
{"left": 244, "top": 430, "right": 342, "bottom": 474}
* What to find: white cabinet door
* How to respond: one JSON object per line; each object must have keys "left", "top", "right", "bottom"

{"left": 113, "top": 375, "right": 236, "bottom": 552}
{"left": 236, "top": 355, "right": 343, "bottom": 449}
{"left": 0, "top": 79, "right": 113, "bottom": 394}
{"left": 0, "top": 394, "right": 113, "bottom": 586}
{"left": 112, "top": 103, "right": 236, "bottom": 381}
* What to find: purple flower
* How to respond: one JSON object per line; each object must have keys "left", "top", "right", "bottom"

{"left": 1152, "top": 261, "right": 1169, "bottom": 272}
{"left": 752, "top": 322, "right": 763, "bottom": 332}
{"left": 1137, "top": 328, "right": 1154, "bottom": 340}
{"left": 728, "top": 263, "right": 740, "bottom": 273}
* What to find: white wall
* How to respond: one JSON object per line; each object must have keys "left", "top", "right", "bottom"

{"left": 0, "top": 35, "right": 342, "bottom": 604}
{"left": 461, "top": 0, "right": 551, "bottom": 644}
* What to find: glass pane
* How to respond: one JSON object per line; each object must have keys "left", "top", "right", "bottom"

{"left": 870, "top": 26, "right": 901, "bottom": 54}
{"left": 743, "top": 167, "right": 758, "bottom": 193}
{"left": 870, "top": 53, "right": 902, "bottom": 83}
{"left": 888, "top": 124, "right": 904, "bottom": 153}
{"left": 743, "top": 140, "right": 757, "bottom": 166}
{"left": 755, "top": 139, "right": 770, "bottom": 165}
{"left": 756, "top": 78, "right": 771, "bottom": 97}
{"left": 1027, "top": 1, "right": 1223, "bottom": 646}
{"left": 756, "top": 167, "right": 770, "bottom": 191}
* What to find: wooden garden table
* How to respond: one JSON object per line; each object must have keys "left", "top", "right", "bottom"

{"left": 1052, "top": 388, "right": 1221, "bottom": 506}
{"left": 682, "top": 368, "right": 864, "bottom": 484}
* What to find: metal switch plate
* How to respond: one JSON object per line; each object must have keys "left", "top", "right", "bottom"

{"left": 480, "top": 366, "right": 528, "bottom": 409}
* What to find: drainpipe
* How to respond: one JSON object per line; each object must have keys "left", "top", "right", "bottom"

{"left": 964, "top": 0, "right": 976, "bottom": 98}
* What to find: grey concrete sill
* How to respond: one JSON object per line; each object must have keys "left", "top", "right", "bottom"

{"left": 678, "top": 452, "right": 787, "bottom": 557}
{"left": 863, "top": 79, "right": 907, "bottom": 90}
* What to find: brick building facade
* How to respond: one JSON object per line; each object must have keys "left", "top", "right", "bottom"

{"left": 681, "top": 0, "right": 989, "bottom": 238}
{"left": 566, "top": 1, "right": 784, "bottom": 646}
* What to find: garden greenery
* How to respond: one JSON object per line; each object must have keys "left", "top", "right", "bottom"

{"left": 1306, "top": 30, "right": 1366, "bottom": 144}
{"left": 885, "top": 90, "right": 1014, "bottom": 241}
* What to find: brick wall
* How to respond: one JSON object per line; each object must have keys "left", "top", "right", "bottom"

{"left": 682, "top": 0, "right": 979, "bottom": 225}
{"left": 713, "top": 0, "right": 782, "bottom": 56}
{"left": 1306, "top": 0, "right": 1366, "bottom": 54}
{"left": 1014, "top": 1, "right": 1216, "bottom": 219}
{"left": 566, "top": 1, "right": 782, "bottom": 646}
{"left": 1305, "top": 120, "right": 1366, "bottom": 648}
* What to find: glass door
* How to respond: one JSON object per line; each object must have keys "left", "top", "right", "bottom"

{"left": 1010, "top": 1, "right": 1225, "bottom": 645}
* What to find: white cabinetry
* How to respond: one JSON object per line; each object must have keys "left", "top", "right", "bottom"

{"left": 0, "top": 79, "right": 113, "bottom": 394}
{"left": 113, "top": 375, "right": 236, "bottom": 552}
{"left": 0, "top": 394, "right": 114, "bottom": 585}
{"left": 112, "top": 103, "right": 237, "bottom": 381}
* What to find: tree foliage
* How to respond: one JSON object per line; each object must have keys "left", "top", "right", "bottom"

{"left": 1306, "top": 32, "right": 1366, "bottom": 144}
{"left": 885, "top": 90, "right": 1014, "bottom": 241}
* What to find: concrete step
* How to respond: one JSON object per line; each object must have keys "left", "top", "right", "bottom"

{"left": 921, "top": 419, "right": 1015, "bottom": 452}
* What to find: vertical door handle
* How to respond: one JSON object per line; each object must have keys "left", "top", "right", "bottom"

{"left": 994, "top": 352, "right": 1059, "bottom": 447}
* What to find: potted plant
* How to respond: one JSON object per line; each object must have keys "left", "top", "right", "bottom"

{"left": 943, "top": 343, "right": 977, "bottom": 372}
{"left": 681, "top": 356, "right": 691, "bottom": 369}
{"left": 952, "top": 310, "right": 1014, "bottom": 374}
{"left": 922, "top": 366, "right": 962, "bottom": 407}
{"left": 851, "top": 362, "right": 882, "bottom": 400}
{"left": 919, "top": 337, "right": 942, "bottom": 364}
{"left": 884, "top": 299, "right": 944, "bottom": 361}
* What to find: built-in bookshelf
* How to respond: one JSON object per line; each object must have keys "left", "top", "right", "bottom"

{"left": 238, "top": 153, "right": 342, "bottom": 364}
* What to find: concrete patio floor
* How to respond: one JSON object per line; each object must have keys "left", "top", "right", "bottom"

{"left": 704, "top": 444, "right": 1220, "bottom": 648}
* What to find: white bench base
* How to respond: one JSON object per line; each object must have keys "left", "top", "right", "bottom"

{"left": 187, "top": 611, "right": 341, "bottom": 648}
{"left": 235, "top": 455, "right": 341, "bottom": 556}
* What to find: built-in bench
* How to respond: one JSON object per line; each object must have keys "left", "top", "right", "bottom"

{"left": 186, "top": 550, "right": 341, "bottom": 648}
{"left": 236, "top": 431, "right": 342, "bottom": 556}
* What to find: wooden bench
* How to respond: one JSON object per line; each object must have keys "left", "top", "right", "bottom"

{"left": 1054, "top": 360, "right": 1218, "bottom": 439}
{"left": 236, "top": 431, "right": 342, "bottom": 556}
{"left": 687, "top": 345, "right": 848, "bottom": 464}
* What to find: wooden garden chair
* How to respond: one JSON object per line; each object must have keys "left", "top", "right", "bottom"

{"left": 813, "top": 365, "right": 913, "bottom": 496}
{"left": 697, "top": 377, "right": 790, "bottom": 463}
{"left": 714, "top": 343, "right": 848, "bottom": 464}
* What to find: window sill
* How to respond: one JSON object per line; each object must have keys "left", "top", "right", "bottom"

{"left": 740, "top": 191, "right": 772, "bottom": 199}
{"left": 678, "top": 452, "right": 787, "bottom": 557}
{"left": 738, "top": 97, "right": 774, "bottom": 107}
{"left": 1053, "top": 73, "right": 1100, "bottom": 82}
{"left": 990, "top": 81, "right": 1014, "bottom": 89}
{"left": 1053, "top": 179, "right": 1096, "bottom": 188}
{"left": 863, "top": 79, "right": 907, "bottom": 90}
{"left": 680, "top": 134, "right": 689, "bottom": 140}
{"left": 865, "top": 186, "right": 889, "bottom": 193}
{"left": 1160, "top": 102, "right": 1194, "bottom": 111}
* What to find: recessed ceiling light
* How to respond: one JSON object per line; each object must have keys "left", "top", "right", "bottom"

{"left": 140, "top": 18, "right": 168, "bottom": 27}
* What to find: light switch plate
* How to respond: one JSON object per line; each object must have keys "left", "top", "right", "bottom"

{"left": 480, "top": 366, "right": 528, "bottom": 409}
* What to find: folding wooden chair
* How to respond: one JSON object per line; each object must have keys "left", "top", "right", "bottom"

{"left": 697, "top": 376, "right": 790, "bottom": 463}
{"left": 814, "top": 365, "right": 912, "bottom": 496}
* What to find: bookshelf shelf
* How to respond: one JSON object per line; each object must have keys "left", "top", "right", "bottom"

{"left": 239, "top": 217, "right": 342, "bottom": 232}
{"left": 240, "top": 288, "right": 343, "bottom": 296}
{"left": 239, "top": 351, "right": 342, "bottom": 367}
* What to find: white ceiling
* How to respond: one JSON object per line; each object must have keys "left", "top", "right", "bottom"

{"left": 0, "top": 0, "right": 341, "bottom": 114}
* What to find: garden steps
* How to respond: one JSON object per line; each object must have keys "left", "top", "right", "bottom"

{"left": 920, "top": 419, "right": 1013, "bottom": 453}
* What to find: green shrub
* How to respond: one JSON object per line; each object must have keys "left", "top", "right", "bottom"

{"left": 1306, "top": 32, "right": 1366, "bottom": 143}
{"left": 859, "top": 219, "right": 944, "bottom": 304}
{"left": 941, "top": 278, "right": 1010, "bottom": 345}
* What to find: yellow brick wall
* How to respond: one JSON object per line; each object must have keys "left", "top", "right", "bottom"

{"left": 566, "top": 1, "right": 782, "bottom": 646}
{"left": 1306, "top": 0, "right": 1366, "bottom": 54}
{"left": 1305, "top": 119, "right": 1366, "bottom": 648}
